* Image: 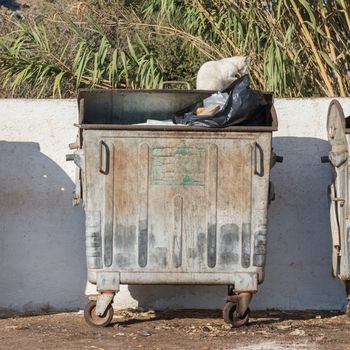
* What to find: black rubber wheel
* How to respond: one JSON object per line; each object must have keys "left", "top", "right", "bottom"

{"left": 84, "top": 300, "right": 114, "bottom": 327}
{"left": 223, "top": 301, "right": 250, "bottom": 327}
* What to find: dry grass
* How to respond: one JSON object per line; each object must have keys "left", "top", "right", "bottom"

{"left": 0, "top": 0, "right": 349, "bottom": 97}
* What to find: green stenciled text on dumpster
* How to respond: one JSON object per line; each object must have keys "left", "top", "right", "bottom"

{"left": 151, "top": 146, "right": 205, "bottom": 186}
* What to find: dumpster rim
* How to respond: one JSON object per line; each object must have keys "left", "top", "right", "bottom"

{"left": 76, "top": 123, "right": 277, "bottom": 132}
{"left": 77, "top": 89, "right": 277, "bottom": 132}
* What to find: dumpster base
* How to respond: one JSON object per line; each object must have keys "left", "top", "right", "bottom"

{"left": 88, "top": 271, "right": 259, "bottom": 292}
{"left": 85, "top": 272, "right": 258, "bottom": 328}
{"left": 84, "top": 289, "right": 254, "bottom": 328}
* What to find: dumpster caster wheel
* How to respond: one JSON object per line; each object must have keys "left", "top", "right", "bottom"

{"left": 223, "top": 302, "right": 250, "bottom": 327}
{"left": 84, "top": 301, "right": 113, "bottom": 327}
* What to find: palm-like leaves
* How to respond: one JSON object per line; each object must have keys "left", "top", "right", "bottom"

{"left": 0, "top": 15, "right": 163, "bottom": 97}
{"left": 0, "top": 0, "right": 349, "bottom": 97}
{"left": 139, "top": 0, "right": 350, "bottom": 96}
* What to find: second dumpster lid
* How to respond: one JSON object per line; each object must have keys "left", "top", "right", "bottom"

{"left": 327, "top": 100, "right": 348, "bottom": 168}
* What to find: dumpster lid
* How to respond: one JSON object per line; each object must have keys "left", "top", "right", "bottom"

{"left": 77, "top": 89, "right": 278, "bottom": 132}
{"left": 327, "top": 100, "right": 348, "bottom": 141}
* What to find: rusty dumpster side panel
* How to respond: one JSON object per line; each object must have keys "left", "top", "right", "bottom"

{"left": 69, "top": 89, "right": 280, "bottom": 327}
{"left": 326, "top": 100, "right": 350, "bottom": 281}
{"left": 82, "top": 129, "right": 272, "bottom": 292}
{"left": 324, "top": 100, "right": 350, "bottom": 316}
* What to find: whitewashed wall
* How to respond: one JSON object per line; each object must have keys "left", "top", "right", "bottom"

{"left": 0, "top": 98, "right": 350, "bottom": 313}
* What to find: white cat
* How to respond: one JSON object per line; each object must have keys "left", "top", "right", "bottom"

{"left": 196, "top": 56, "right": 250, "bottom": 90}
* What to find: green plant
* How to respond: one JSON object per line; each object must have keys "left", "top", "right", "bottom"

{"left": 0, "top": 0, "right": 349, "bottom": 97}
{"left": 0, "top": 6, "right": 163, "bottom": 97}
{"left": 137, "top": 0, "right": 350, "bottom": 96}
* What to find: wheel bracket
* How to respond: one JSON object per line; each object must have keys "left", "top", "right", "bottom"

{"left": 96, "top": 292, "right": 114, "bottom": 316}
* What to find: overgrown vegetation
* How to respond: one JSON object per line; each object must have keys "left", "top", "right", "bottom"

{"left": 0, "top": 0, "right": 349, "bottom": 98}
{"left": 0, "top": 1, "right": 164, "bottom": 97}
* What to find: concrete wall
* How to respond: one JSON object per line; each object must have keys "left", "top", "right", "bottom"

{"left": 1, "top": 98, "right": 350, "bottom": 313}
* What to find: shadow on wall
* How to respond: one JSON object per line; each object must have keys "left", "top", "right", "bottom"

{"left": 0, "top": 141, "right": 86, "bottom": 315}
{"left": 128, "top": 136, "right": 345, "bottom": 311}
{"left": 0, "top": 0, "right": 21, "bottom": 10}
{"left": 254, "top": 136, "right": 344, "bottom": 310}
{"left": 0, "top": 136, "right": 345, "bottom": 314}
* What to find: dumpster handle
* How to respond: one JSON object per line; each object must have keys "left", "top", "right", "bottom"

{"left": 331, "top": 196, "right": 345, "bottom": 206}
{"left": 321, "top": 155, "right": 330, "bottom": 163}
{"left": 254, "top": 142, "right": 264, "bottom": 177}
{"left": 99, "top": 140, "right": 109, "bottom": 174}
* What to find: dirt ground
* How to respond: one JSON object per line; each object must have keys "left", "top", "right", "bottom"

{"left": 0, "top": 309, "right": 349, "bottom": 349}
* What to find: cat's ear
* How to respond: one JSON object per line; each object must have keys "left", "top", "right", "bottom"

{"left": 244, "top": 56, "right": 250, "bottom": 65}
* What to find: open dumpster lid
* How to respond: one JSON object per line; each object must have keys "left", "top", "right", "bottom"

{"left": 77, "top": 89, "right": 278, "bottom": 132}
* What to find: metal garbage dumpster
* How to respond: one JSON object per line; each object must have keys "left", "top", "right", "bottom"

{"left": 323, "top": 100, "right": 350, "bottom": 315}
{"left": 67, "top": 89, "right": 281, "bottom": 327}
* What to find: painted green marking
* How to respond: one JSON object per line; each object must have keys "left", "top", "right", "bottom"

{"left": 182, "top": 174, "right": 196, "bottom": 185}
{"left": 175, "top": 145, "right": 189, "bottom": 155}
{"left": 151, "top": 146, "right": 205, "bottom": 186}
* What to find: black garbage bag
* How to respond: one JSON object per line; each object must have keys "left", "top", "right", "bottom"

{"left": 173, "top": 75, "right": 272, "bottom": 127}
